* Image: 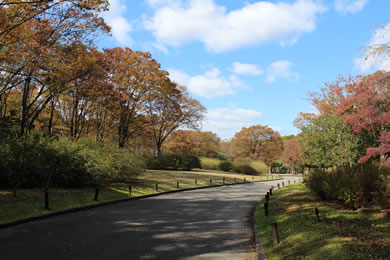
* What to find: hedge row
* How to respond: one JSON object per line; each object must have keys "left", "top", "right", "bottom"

{"left": 146, "top": 154, "right": 201, "bottom": 170}
{"left": 0, "top": 135, "right": 145, "bottom": 188}
{"left": 306, "top": 164, "right": 390, "bottom": 209}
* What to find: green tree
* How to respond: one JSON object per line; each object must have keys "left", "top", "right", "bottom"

{"left": 300, "top": 115, "right": 360, "bottom": 168}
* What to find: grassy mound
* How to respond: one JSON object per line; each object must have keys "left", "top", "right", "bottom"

{"left": 256, "top": 183, "right": 390, "bottom": 259}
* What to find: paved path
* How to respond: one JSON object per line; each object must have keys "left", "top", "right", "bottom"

{"left": 0, "top": 176, "right": 301, "bottom": 260}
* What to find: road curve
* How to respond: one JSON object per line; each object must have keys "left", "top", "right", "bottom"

{"left": 0, "top": 176, "right": 301, "bottom": 260}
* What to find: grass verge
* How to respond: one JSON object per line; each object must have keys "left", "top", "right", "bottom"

{"left": 1, "top": 169, "right": 281, "bottom": 224}
{"left": 256, "top": 182, "right": 390, "bottom": 259}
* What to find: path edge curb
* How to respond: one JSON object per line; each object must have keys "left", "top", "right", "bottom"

{"left": 254, "top": 202, "right": 267, "bottom": 260}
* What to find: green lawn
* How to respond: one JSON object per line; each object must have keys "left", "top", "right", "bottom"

{"left": 1, "top": 169, "right": 280, "bottom": 224}
{"left": 256, "top": 183, "right": 390, "bottom": 259}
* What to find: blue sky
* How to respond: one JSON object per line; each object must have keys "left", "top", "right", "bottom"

{"left": 98, "top": 0, "right": 390, "bottom": 140}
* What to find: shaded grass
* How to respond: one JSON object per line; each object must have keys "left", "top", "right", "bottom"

{"left": 1, "top": 170, "right": 281, "bottom": 224}
{"left": 256, "top": 183, "right": 390, "bottom": 259}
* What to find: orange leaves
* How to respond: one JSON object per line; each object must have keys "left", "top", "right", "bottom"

{"left": 164, "top": 130, "right": 220, "bottom": 157}
{"left": 230, "top": 125, "right": 283, "bottom": 165}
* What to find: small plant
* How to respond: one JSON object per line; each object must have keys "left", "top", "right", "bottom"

{"left": 219, "top": 161, "right": 232, "bottom": 171}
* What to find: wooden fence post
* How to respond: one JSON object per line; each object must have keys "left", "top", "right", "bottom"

{"left": 94, "top": 187, "right": 99, "bottom": 201}
{"left": 44, "top": 189, "right": 49, "bottom": 209}
{"left": 264, "top": 202, "right": 269, "bottom": 216}
{"left": 272, "top": 221, "right": 280, "bottom": 246}
{"left": 315, "top": 207, "right": 320, "bottom": 222}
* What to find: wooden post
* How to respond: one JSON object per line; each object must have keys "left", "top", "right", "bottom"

{"left": 265, "top": 192, "right": 269, "bottom": 203}
{"left": 195, "top": 179, "right": 197, "bottom": 185}
{"left": 234, "top": 177, "right": 236, "bottom": 182}
{"left": 288, "top": 180, "right": 290, "bottom": 185}
{"left": 269, "top": 188, "right": 272, "bottom": 196}
{"left": 210, "top": 179, "right": 212, "bottom": 185}
{"left": 177, "top": 181, "right": 179, "bottom": 188}
{"left": 252, "top": 176, "right": 254, "bottom": 181}
{"left": 44, "top": 190, "right": 49, "bottom": 209}
{"left": 244, "top": 178, "right": 246, "bottom": 182}
{"left": 272, "top": 221, "right": 280, "bottom": 246}
{"left": 315, "top": 207, "right": 320, "bottom": 222}
{"left": 223, "top": 177, "right": 225, "bottom": 184}
{"left": 156, "top": 183, "right": 158, "bottom": 191}
{"left": 277, "top": 183, "right": 280, "bottom": 189}
{"left": 282, "top": 182, "right": 284, "bottom": 187}
{"left": 94, "top": 187, "right": 99, "bottom": 201}
{"left": 264, "top": 202, "right": 269, "bottom": 216}
{"left": 128, "top": 185, "right": 132, "bottom": 196}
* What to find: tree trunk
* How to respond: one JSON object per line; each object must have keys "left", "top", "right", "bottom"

{"left": 20, "top": 75, "right": 32, "bottom": 137}
{"left": 48, "top": 99, "right": 56, "bottom": 135}
{"left": 156, "top": 143, "right": 162, "bottom": 156}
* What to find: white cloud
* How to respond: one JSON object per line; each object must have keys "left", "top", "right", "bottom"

{"left": 355, "top": 23, "right": 390, "bottom": 72}
{"left": 145, "top": 0, "right": 181, "bottom": 8}
{"left": 103, "top": 0, "right": 133, "bottom": 45}
{"left": 168, "top": 68, "right": 246, "bottom": 98}
{"left": 203, "top": 108, "right": 263, "bottom": 139}
{"left": 232, "top": 62, "right": 263, "bottom": 76}
{"left": 335, "top": 0, "right": 368, "bottom": 14}
{"left": 144, "top": 0, "right": 327, "bottom": 52}
{"left": 266, "top": 60, "right": 299, "bottom": 83}
{"left": 270, "top": 126, "right": 283, "bottom": 133}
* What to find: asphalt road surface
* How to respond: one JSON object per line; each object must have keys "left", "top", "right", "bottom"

{"left": 0, "top": 176, "right": 301, "bottom": 260}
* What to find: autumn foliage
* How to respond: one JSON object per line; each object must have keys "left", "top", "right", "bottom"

{"left": 0, "top": 2, "right": 207, "bottom": 189}
{"left": 230, "top": 125, "right": 283, "bottom": 173}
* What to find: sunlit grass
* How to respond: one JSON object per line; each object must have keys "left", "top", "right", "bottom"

{"left": 256, "top": 183, "right": 390, "bottom": 259}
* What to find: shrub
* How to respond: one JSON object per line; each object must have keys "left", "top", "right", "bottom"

{"left": 0, "top": 135, "right": 146, "bottom": 189}
{"left": 306, "top": 164, "right": 389, "bottom": 209}
{"left": 219, "top": 161, "right": 232, "bottom": 171}
{"left": 179, "top": 155, "right": 201, "bottom": 170}
{"left": 200, "top": 157, "right": 220, "bottom": 170}
{"left": 147, "top": 154, "right": 200, "bottom": 170}
{"left": 232, "top": 161, "right": 257, "bottom": 175}
{"left": 146, "top": 154, "right": 179, "bottom": 170}
{"left": 249, "top": 161, "right": 268, "bottom": 174}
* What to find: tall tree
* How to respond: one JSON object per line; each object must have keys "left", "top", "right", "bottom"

{"left": 146, "top": 82, "right": 205, "bottom": 155}
{"left": 164, "top": 130, "right": 220, "bottom": 157}
{"left": 230, "top": 125, "right": 283, "bottom": 173}
{"left": 103, "top": 48, "right": 166, "bottom": 148}
{"left": 299, "top": 114, "right": 360, "bottom": 168}
{"left": 337, "top": 71, "right": 390, "bottom": 168}
{"left": 0, "top": 0, "right": 109, "bottom": 136}
{"left": 281, "top": 138, "right": 304, "bottom": 173}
